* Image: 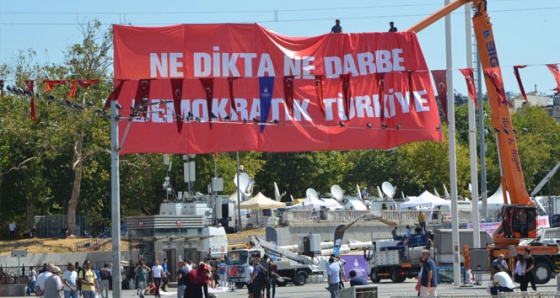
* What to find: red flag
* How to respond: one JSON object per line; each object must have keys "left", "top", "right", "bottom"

{"left": 315, "top": 75, "right": 324, "bottom": 116}
{"left": 77, "top": 79, "right": 98, "bottom": 88}
{"left": 431, "top": 70, "right": 448, "bottom": 122}
{"left": 340, "top": 74, "right": 351, "bottom": 120}
{"left": 459, "top": 68, "right": 478, "bottom": 107}
{"left": 0, "top": 80, "right": 4, "bottom": 101}
{"left": 25, "top": 80, "right": 36, "bottom": 123}
{"left": 104, "top": 79, "right": 125, "bottom": 109}
{"left": 227, "top": 77, "right": 238, "bottom": 114}
{"left": 43, "top": 80, "right": 66, "bottom": 92}
{"left": 513, "top": 65, "right": 528, "bottom": 102}
{"left": 67, "top": 80, "right": 78, "bottom": 99}
{"left": 483, "top": 67, "right": 511, "bottom": 106}
{"left": 199, "top": 78, "right": 214, "bottom": 120}
{"left": 546, "top": 64, "right": 560, "bottom": 95}
{"left": 376, "top": 73, "right": 386, "bottom": 121}
{"left": 283, "top": 76, "right": 295, "bottom": 115}
{"left": 170, "top": 78, "right": 184, "bottom": 132}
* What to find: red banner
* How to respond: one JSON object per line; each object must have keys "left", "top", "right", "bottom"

{"left": 458, "top": 68, "right": 478, "bottom": 107}
{"left": 112, "top": 24, "right": 442, "bottom": 154}
{"left": 546, "top": 64, "right": 560, "bottom": 95}
{"left": 430, "top": 70, "right": 447, "bottom": 123}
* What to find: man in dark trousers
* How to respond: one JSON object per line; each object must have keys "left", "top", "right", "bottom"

{"left": 250, "top": 254, "right": 266, "bottom": 298}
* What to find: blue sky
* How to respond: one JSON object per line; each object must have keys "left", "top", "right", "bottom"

{"left": 0, "top": 0, "right": 558, "bottom": 96}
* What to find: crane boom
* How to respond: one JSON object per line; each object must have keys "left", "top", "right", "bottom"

{"left": 407, "top": 0, "right": 536, "bottom": 245}
{"left": 530, "top": 162, "right": 560, "bottom": 197}
{"left": 248, "top": 235, "right": 315, "bottom": 265}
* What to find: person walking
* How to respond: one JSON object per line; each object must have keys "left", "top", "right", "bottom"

{"left": 27, "top": 266, "right": 37, "bottom": 296}
{"left": 152, "top": 260, "right": 164, "bottom": 298}
{"left": 62, "top": 262, "right": 78, "bottom": 298}
{"left": 161, "top": 258, "right": 169, "bottom": 292}
{"left": 326, "top": 257, "right": 341, "bottom": 298}
{"left": 43, "top": 266, "right": 63, "bottom": 298}
{"left": 36, "top": 264, "right": 54, "bottom": 297}
{"left": 99, "top": 263, "right": 111, "bottom": 298}
{"left": 513, "top": 254, "right": 525, "bottom": 285}
{"left": 135, "top": 261, "right": 150, "bottom": 298}
{"left": 419, "top": 250, "right": 438, "bottom": 297}
{"left": 250, "top": 254, "right": 266, "bottom": 298}
{"left": 521, "top": 248, "right": 537, "bottom": 291}
{"left": 188, "top": 264, "right": 203, "bottom": 298}
{"left": 176, "top": 261, "right": 188, "bottom": 298}
{"left": 218, "top": 259, "right": 227, "bottom": 289}
{"left": 78, "top": 260, "right": 99, "bottom": 298}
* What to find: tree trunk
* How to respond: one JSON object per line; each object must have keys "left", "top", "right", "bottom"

{"left": 67, "top": 135, "right": 84, "bottom": 236}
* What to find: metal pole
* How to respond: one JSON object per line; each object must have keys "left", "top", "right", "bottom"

{"left": 110, "top": 100, "right": 123, "bottom": 298}
{"left": 477, "top": 44, "right": 488, "bottom": 220}
{"left": 465, "top": 4, "right": 481, "bottom": 249}
{"left": 236, "top": 152, "right": 242, "bottom": 232}
{"left": 445, "top": 0, "right": 461, "bottom": 286}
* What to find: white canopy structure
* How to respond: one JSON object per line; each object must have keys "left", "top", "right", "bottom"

{"left": 237, "top": 192, "right": 286, "bottom": 209}
{"left": 479, "top": 185, "right": 510, "bottom": 218}
{"left": 399, "top": 191, "right": 451, "bottom": 210}
{"left": 285, "top": 194, "right": 327, "bottom": 211}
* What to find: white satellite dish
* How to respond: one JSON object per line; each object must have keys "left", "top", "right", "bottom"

{"left": 234, "top": 172, "right": 252, "bottom": 196}
{"left": 306, "top": 188, "right": 319, "bottom": 200}
{"left": 443, "top": 184, "right": 450, "bottom": 199}
{"left": 382, "top": 182, "right": 395, "bottom": 199}
{"left": 356, "top": 185, "right": 362, "bottom": 200}
{"left": 331, "top": 185, "right": 344, "bottom": 201}
{"left": 274, "top": 182, "right": 286, "bottom": 202}
{"left": 377, "top": 186, "right": 384, "bottom": 200}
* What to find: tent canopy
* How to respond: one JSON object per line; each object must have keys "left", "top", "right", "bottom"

{"left": 237, "top": 192, "right": 286, "bottom": 210}
{"left": 399, "top": 191, "right": 451, "bottom": 210}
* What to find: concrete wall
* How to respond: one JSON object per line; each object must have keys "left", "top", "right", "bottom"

{"left": 0, "top": 251, "right": 133, "bottom": 268}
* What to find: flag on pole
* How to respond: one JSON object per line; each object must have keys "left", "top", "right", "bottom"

{"left": 431, "top": 70, "right": 448, "bottom": 122}
{"left": 513, "top": 65, "right": 528, "bottom": 102}
{"left": 546, "top": 64, "right": 560, "bottom": 95}
{"left": 459, "top": 68, "right": 478, "bottom": 107}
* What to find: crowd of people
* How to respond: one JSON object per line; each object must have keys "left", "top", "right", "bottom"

{"left": 28, "top": 260, "right": 114, "bottom": 298}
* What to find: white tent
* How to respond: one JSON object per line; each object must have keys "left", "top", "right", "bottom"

{"left": 479, "top": 185, "right": 510, "bottom": 217}
{"left": 285, "top": 194, "right": 327, "bottom": 211}
{"left": 399, "top": 191, "right": 451, "bottom": 210}
{"left": 237, "top": 192, "right": 286, "bottom": 209}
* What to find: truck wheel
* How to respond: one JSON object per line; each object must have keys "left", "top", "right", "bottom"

{"left": 390, "top": 269, "right": 404, "bottom": 283}
{"left": 235, "top": 282, "right": 245, "bottom": 289}
{"left": 370, "top": 271, "right": 381, "bottom": 283}
{"left": 534, "top": 262, "right": 552, "bottom": 284}
{"left": 294, "top": 271, "right": 308, "bottom": 286}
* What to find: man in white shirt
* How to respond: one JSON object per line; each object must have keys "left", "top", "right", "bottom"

{"left": 245, "top": 261, "right": 254, "bottom": 296}
{"left": 36, "top": 264, "right": 54, "bottom": 297}
{"left": 491, "top": 266, "right": 514, "bottom": 295}
{"left": 326, "top": 257, "right": 341, "bottom": 298}
{"left": 62, "top": 262, "right": 78, "bottom": 298}
{"left": 9, "top": 221, "right": 16, "bottom": 239}
{"left": 151, "top": 260, "right": 164, "bottom": 298}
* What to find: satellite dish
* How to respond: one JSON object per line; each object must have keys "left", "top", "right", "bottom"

{"left": 377, "top": 186, "right": 384, "bottom": 200}
{"left": 306, "top": 188, "right": 319, "bottom": 200}
{"left": 356, "top": 185, "right": 362, "bottom": 200}
{"left": 331, "top": 185, "right": 344, "bottom": 201}
{"left": 234, "top": 172, "right": 252, "bottom": 196}
{"left": 381, "top": 182, "right": 395, "bottom": 199}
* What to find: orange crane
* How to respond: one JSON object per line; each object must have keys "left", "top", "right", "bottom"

{"left": 408, "top": 0, "right": 558, "bottom": 283}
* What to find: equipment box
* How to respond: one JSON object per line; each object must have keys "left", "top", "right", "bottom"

{"left": 338, "top": 285, "right": 378, "bottom": 298}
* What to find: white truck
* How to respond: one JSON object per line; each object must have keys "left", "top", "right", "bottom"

{"left": 226, "top": 235, "right": 326, "bottom": 288}
{"left": 364, "top": 238, "right": 429, "bottom": 283}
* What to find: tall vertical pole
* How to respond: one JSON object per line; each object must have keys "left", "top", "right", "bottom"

{"left": 465, "top": 4, "right": 481, "bottom": 248}
{"left": 110, "top": 101, "right": 122, "bottom": 298}
{"left": 236, "top": 152, "right": 242, "bottom": 232}
{"left": 477, "top": 47, "right": 488, "bottom": 220}
{"left": 445, "top": 0, "right": 461, "bottom": 286}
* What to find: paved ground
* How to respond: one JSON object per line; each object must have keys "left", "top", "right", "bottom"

{"left": 6, "top": 278, "right": 558, "bottom": 298}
